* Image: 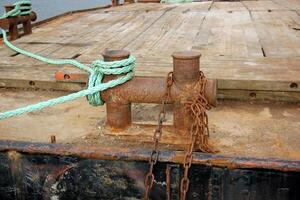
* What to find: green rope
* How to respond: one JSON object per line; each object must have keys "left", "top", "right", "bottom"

{"left": 0, "top": 29, "right": 135, "bottom": 120}
{"left": 0, "top": 0, "right": 32, "bottom": 19}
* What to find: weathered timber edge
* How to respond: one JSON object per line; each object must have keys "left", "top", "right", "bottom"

{"left": 0, "top": 140, "right": 299, "bottom": 172}
{"left": 1, "top": 78, "right": 299, "bottom": 103}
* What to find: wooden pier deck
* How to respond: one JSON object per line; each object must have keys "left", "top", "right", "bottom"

{"left": 0, "top": 1, "right": 300, "bottom": 161}
{"left": 0, "top": 1, "right": 299, "bottom": 101}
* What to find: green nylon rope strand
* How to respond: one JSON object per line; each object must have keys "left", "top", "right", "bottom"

{"left": 1, "top": 30, "right": 93, "bottom": 73}
{"left": 0, "top": 72, "right": 134, "bottom": 120}
{"left": 0, "top": 29, "right": 135, "bottom": 120}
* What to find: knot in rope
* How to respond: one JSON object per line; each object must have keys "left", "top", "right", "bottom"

{"left": 0, "top": 28, "right": 136, "bottom": 120}
{"left": 1, "top": 0, "right": 32, "bottom": 19}
{"left": 87, "top": 56, "right": 135, "bottom": 106}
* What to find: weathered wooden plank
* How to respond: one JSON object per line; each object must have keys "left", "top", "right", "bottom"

{"left": 76, "top": 11, "right": 168, "bottom": 61}
{"left": 192, "top": 8, "right": 263, "bottom": 58}
{"left": 0, "top": 12, "right": 89, "bottom": 58}
{"left": 103, "top": 2, "right": 176, "bottom": 13}
{"left": 46, "top": 12, "right": 140, "bottom": 59}
{"left": 243, "top": 0, "right": 289, "bottom": 11}
{"left": 211, "top": 1, "right": 247, "bottom": 12}
{"left": 2, "top": 56, "right": 299, "bottom": 96}
{"left": 54, "top": 56, "right": 300, "bottom": 80}
{"left": 0, "top": 1, "right": 299, "bottom": 102}
{"left": 218, "top": 89, "right": 300, "bottom": 103}
{"left": 271, "top": 0, "right": 300, "bottom": 11}
{"left": 250, "top": 10, "right": 300, "bottom": 57}
{"left": 13, "top": 13, "right": 133, "bottom": 64}
{"left": 122, "top": 6, "right": 185, "bottom": 56}
{"left": 146, "top": 10, "right": 206, "bottom": 56}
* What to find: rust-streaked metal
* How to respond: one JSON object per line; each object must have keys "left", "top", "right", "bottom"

{"left": 0, "top": 4, "right": 37, "bottom": 40}
{"left": 179, "top": 71, "right": 215, "bottom": 200}
{"left": 166, "top": 164, "right": 171, "bottom": 200}
{"left": 102, "top": 50, "right": 132, "bottom": 130}
{"left": 100, "top": 50, "right": 215, "bottom": 199}
{"left": 50, "top": 135, "right": 56, "bottom": 143}
{"left": 100, "top": 50, "right": 217, "bottom": 132}
{"left": 0, "top": 140, "right": 299, "bottom": 173}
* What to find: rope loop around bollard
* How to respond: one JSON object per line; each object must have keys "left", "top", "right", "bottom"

{"left": 0, "top": 29, "right": 135, "bottom": 120}
{"left": 0, "top": 0, "right": 32, "bottom": 19}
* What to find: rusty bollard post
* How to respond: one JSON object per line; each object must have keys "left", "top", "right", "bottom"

{"left": 102, "top": 50, "right": 132, "bottom": 130}
{"left": 22, "top": 12, "right": 33, "bottom": 35}
{"left": 111, "top": 0, "right": 120, "bottom": 6}
{"left": 172, "top": 52, "right": 201, "bottom": 133}
{"left": 5, "top": 5, "right": 19, "bottom": 40}
{"left": 50, "top": 135, "right": 56, "bottom": 143}
{"left": 172, "top": 51, "right": 217, "bottom": 134}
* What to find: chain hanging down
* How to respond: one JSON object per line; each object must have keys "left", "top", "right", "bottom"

{"left": 180, "top": 71, "right": 215, "bottom": 200}
{"left": 144, "top": 71, "right": 214, "bottom": 200}
{"left": 144, "top": 72, "right": 173, "bottom": 200}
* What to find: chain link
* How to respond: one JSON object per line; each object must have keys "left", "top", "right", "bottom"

{"left": 144, "top": 72, "right": 173, "bottom": 200}
{"left": 180, "top": 72, "right": 214, "bottom": 200}
{"left": 144, "top": 71, "right": 213, "bottom": 200}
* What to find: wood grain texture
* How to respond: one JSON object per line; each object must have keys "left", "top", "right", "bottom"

{"left": 0, "top": 2, "right": 299, "bottom": 101}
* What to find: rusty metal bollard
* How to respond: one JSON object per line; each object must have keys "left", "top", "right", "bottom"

{"left": 111, "top": 0, "right": 120, "bottom": 6}
{"left": 102, "top": 50, "right": 132, "bottom": 130}
{"left": 0, "top": 4, "right": 37, "bottom": 40}
{"left": 172, "top": 51, "right": 217, "bottom": 133}
{"left": 101, "top": 49, "right": 217, "bottom": 134}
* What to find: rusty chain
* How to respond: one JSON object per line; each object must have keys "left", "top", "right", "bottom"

{"left": 144, "top": 71, "right": 214, "bottom": 200}
{"left": 144, "top": 72, "right": 173, "bottom": 200}
{"left": 180, "top": 71, "right": 215, "bottom": 200}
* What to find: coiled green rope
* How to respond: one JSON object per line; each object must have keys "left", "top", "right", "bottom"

{"left": 0, "top": 0, "right": 32, "bottom": 19}
{"left": 0, "top": 29, "right": 135, "bottom": 120}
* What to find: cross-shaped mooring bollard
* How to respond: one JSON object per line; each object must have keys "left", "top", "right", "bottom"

{"left": 0, "top": 4, "right": 37, "bottom": 40}
{"left": 100, "top": 49, "right": 217, "bottom": 136}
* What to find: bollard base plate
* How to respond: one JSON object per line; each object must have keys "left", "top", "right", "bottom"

{"left": 104, "top": 124, "right": 192, "bottom": 150}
